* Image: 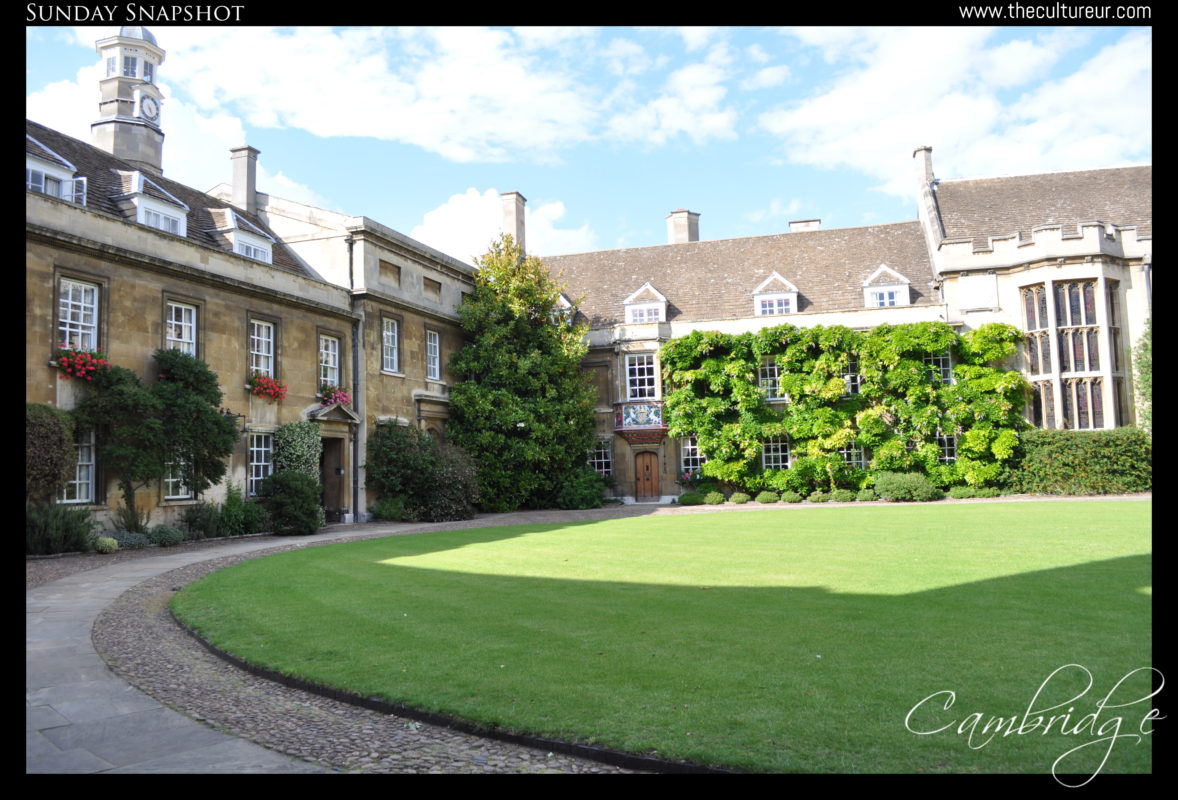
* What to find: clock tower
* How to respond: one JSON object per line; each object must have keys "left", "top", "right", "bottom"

{"left": 91, "top": 27, "right": 166, "bottom": 175}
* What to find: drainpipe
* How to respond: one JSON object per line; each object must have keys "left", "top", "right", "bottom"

{"left": 346, "top": 234, "right": 360, "bottom": 522}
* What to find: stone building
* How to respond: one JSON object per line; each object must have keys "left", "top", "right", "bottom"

{"left": 27, "top": 27, "right": 472, "bottom": 527}
{"left": 530, "top": 149, "right": 1151, "bottom": 503}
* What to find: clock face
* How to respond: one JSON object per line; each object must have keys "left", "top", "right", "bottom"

{"left": 141, "top": 96, "right": 159, "bottom": 121}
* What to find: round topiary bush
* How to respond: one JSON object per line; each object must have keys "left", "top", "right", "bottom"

{"left": 830, "top": 488, "right": 858, "bottom": 503}
{"left": 874, "top": 472, "right": 945, "bottom": 503}
{"left": 808, "top": 490, "right": 831, "bottom": 503}
{"left": 729, "top": 492, "right": 750, "bottom": 504}
{"left": 93, "top": 536, "right": 119, "bottom": 554}
{"left": 856, "top": 488, "right": 877, "bottom": 502}
{"left": 679, "top": 491, "right": 705, "bottom": 505}
{"left": 257, "top": 470, "right": 326, "bottom": 536}
{"left": 704, "top": 491, "right": 726, "bottom": 505}
{"left": 780, "top": 491, "right": 804, "bottom": 503}
{"left": 948, "top": 486, "right": 977, "bottom": 499}
{"left": 755, "top": 491, "right": 779, "bottom": 504}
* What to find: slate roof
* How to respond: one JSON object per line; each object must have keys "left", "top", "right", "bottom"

{"left": 934, "top": 166, "right": 1152, "bottom": 251}
{"left": 543, "top": 221, "right": 935, "bottom": 329}
{"left": 26, "top": 119, "right": 309, "bottom": 277}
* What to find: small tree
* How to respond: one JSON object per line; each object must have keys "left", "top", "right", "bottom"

{"left": 74, "top": 350, "right": 238, "bottom": 530}
{"left": 26, "top": 403, "right": 76, "bottom": 504}
{"left": 1133, "top": 317, "right": 1151, "bottom": 433}
{"left": 447, "top": 235, "right": 597, "bottom": 512}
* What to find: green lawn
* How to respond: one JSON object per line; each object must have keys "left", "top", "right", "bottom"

{"left": 172, "top": 502, "right": 1152, "bottom": 777}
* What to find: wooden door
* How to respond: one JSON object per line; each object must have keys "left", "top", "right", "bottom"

{"left": 635, "top": 451, "right": 659, "bottom": 501}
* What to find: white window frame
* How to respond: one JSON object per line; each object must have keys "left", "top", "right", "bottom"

{"left": 759, "top": 357, "right": 786, "bottom": 401}
{"left": 862, "top": 266, "right": 912, "bottom": 308}
{"left": 123, "top": 55, "right": 138, "bottom": 77}
{"left": 58, "top": 278, "right": 99, "bottom": 352}
{"left": 589, "top": 438, "right": 613, "bottom": 477}
{"left": 756, "top": 294, "right": 793, "bottom": 316}
{"left": 382, "top": 318, "right": 400, "bottom": 373}
{"left": 27, "top": 164, "right": 86, "bottom": 205}
{"left": 762, "top": 436, "right": 791, "bottom": 470}
{"left": 106, "top": 55, "right": 117, "bottom": 76}
{"left": 843, "top": 358, "right": 861, "bottom": 397}
{"left": 143, "top": 61, "right": 154, "bottom": 83}
{"left": 625, "top": 353, "right": 658, "bottom": 400}
{"left": 868, "top": 289, "right": 901, "bottom": 308}
{"left": 839, "top": 444, "right": 867, "bottom": 470}
{"left": 248, "top": 433, "right": 274, "bottom": 497}
{"left": 249, "top": 319, "right": 275, "bottom": 377}
{"left": 626, "top": 303, "right": 664, "bottom": 324}
{"left": 923, "top": 350, "right": 953, "bottom": 385}
{"left": 164, "top": 458, "right": 193, "bottom": 500}
{"left": 136, "top": 195, "right": 188, "bottom": 238}
{"left": 426, "top": 329, "right": 441, "bottom": 381}
{"left": 60, "top": 430, "right": 96, "bottom": 504}
{"left": 681, "top": 437, "right": 707, "bottom": 474}
{"left": 937, "top": 432, "right": 957, "bottom": 464}
{"left": 166, "top": 301, "right": 197, "bottom": 356}
{"left": 319, "top": 334, "right": 341, "bottom": 387}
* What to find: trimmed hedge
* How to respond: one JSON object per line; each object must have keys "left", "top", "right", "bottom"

{"left": 704, "top": 491, "right": 726, "bottom": 505}
{"left": 781, "top": 491, "right": 804, "bottom": 504}
{"left": 755, "top": 491, "right": 779, "bottom": 504}
{"left": 875, "top": 472, "right": 944, "bottom": 503}
{"left": 1006, "top": 428, "right": 1151, "bottom": 495}
{"left": 729, "top": 492, "right": 751, "bottom": 504}
{"left": 679, "top": 491, "right": 706, "bottom": 505}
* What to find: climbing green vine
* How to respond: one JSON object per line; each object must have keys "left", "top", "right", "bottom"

{"left": 660, "top": 321, "right": 1029, "bottom": 493}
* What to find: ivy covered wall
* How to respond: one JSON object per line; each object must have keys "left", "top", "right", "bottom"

{"left": 660, "top": 321, "right": 1030, "bottom": 493}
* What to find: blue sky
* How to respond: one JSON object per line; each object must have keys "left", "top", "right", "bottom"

{"left": 26, "top": 25, "right": 1152, "bottom": 266}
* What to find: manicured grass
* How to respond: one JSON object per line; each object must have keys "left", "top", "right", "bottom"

{"left": 172, "top": 502, "right": 1152, "bottom": 776}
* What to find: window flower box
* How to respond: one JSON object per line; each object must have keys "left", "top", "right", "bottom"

{"left": 54, "top": 346, "right": 109, "bottom": 381}
{"left": 318, "top": 384, "right": 352, "bottom": 407}
{"left": 246, "top": 371, "right": 287, "bottom": 404}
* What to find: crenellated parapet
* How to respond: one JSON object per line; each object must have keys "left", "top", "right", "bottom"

{"left": 937, "top": 221, "right": 1151, "bottom": 273}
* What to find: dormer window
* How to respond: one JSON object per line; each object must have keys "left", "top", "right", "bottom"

{"left": 205, "top": 208, "right": 276, "bottom": 265}
{"left": 623, "top": 283, "right": 667, "bottom": 324}
{"left": 236, "top": 239, "right": 271, "bottom": 262}
{"left": 752, "top": 272, "right": 799, "bottom": 317}
{"left": 26, "top": 138, "right": 86, "bottom": 206}
{"left": 862, "top": 265, "right": 912, "bottom": 308}
{"left": 135, "top": 194, "right": 188, "bottom": 237}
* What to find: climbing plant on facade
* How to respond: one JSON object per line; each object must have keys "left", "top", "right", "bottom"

{"left": 660, "top": 321, "right": 1028, "bottom": 494}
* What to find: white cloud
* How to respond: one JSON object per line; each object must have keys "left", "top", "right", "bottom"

{"left": 746, "top": 197, "right": 803, "bottom": 223}
{"left": 758, "top": 27, "right": 1150, "bottom": 199}
{"left": 742, "top": 65, "right": 790, "bottom": 91}
{"left": 606, "top": 61, "right": 737, "bottom": 145}
{"left": 409, "top": 189, "right": 597, "bottom": 266}
{"left": 677, "top": 27, "right": 721, "bottom": 52}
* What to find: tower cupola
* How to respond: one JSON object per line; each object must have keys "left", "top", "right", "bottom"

{"left": 91, "top": 27, "right": 166, "bottom": 175}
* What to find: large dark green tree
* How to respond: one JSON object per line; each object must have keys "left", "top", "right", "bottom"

{"left": 447, "top": 235, "right": 597, "bottom": 512}
{"left": 73, "top": 349, "right": 239, "bottom": 529}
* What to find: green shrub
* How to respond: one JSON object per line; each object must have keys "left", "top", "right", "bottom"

{"left": 704, "top": 491, "right": 726, "bottom": 505}
{"left": 975, "top": 487, "right": 1001, "bottom": 498}
{"left": 114, "top": 503, "right": 151, "bottom": 534}
{"left": 856, "top": 488, "right": 878, "bottom": 502}
{"left": 369, "top": 495, "right": 407, "bottom": 521}
{"left": 874, "top": 472, "right": 945, "bottom": 502}
{"left": 146, "top": 524, "right": 185, "bottom": 547}
{"left": 948, "top": 486, "right": 977, "bottom": 499}
{"left": 93, "top": 536, "right": 118, "bottom": 554}
{"left": 26, "top": 404, "right": 76, "bottom": 504}
{"left": 111, "top": 531, "right": 151, "bottom": 550}
{"left": 554, "top": 466, "right": 607, "bottom": 510}
{"left": 780, "top": 491, "right": 804, "bottom": 503}
{"left": 418, "top": 444, "right": 479, "bottom": 521}
{"left": 830, "top": 489, "right": 858, "bottom": 503}
{"left": 26, "top": 503, "right": 98, "bottom": 555}
{"left": 755, "top": 491, "right": 779, "bottom": 504}
{"left": 1006, "top": 428, "right": 1151, "bottom": 495}
{"left": 257, "top": 470, "right": 325, "bottom": 536}
{"left": 218, "top": 483, "right": 268, "bottom": 536}
{"left": 729, "top": 492, "right": 751, "bottom": 504}
{"left": 679, "top": 491, "right": 706, "bottom": 505}
{"left": 180, "top": 502, "right": 221, "bottom": 539}
{"left": 808, "top": 490, "right": 831, "bottom": 503}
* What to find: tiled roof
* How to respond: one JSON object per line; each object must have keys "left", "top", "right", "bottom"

{"left": 934, "top": 166, "right": 1152, "bottom": 250}
{"left": 543, "top": 221, "right": 935, "bottom": 329}
{"left": 25, "top": 119, "right": 309, "bottom": 277}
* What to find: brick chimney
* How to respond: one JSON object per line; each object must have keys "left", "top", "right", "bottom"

{"left": 666, "top": 208, "right": 700, "bottom": 244}
{"left": 501, "top": 191, "right": 527, "bottom": 255}
{"left": 230, "top": 145, "right": 260, "bottom": 215}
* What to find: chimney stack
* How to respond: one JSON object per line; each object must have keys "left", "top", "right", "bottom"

{"left": 789, "top": 219, "right": 821, "bottom": 233}
{"left": 501, "top": 191, "right": 527, "bottom": 255}
{"left": 913, "top": 145, "right": 935, "bottom": 186}
{"left": 666, "top": 208, "right": 700, "bottom": 244}
{"left": 230, "top": 145, "right": 260, "bottom": 216}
